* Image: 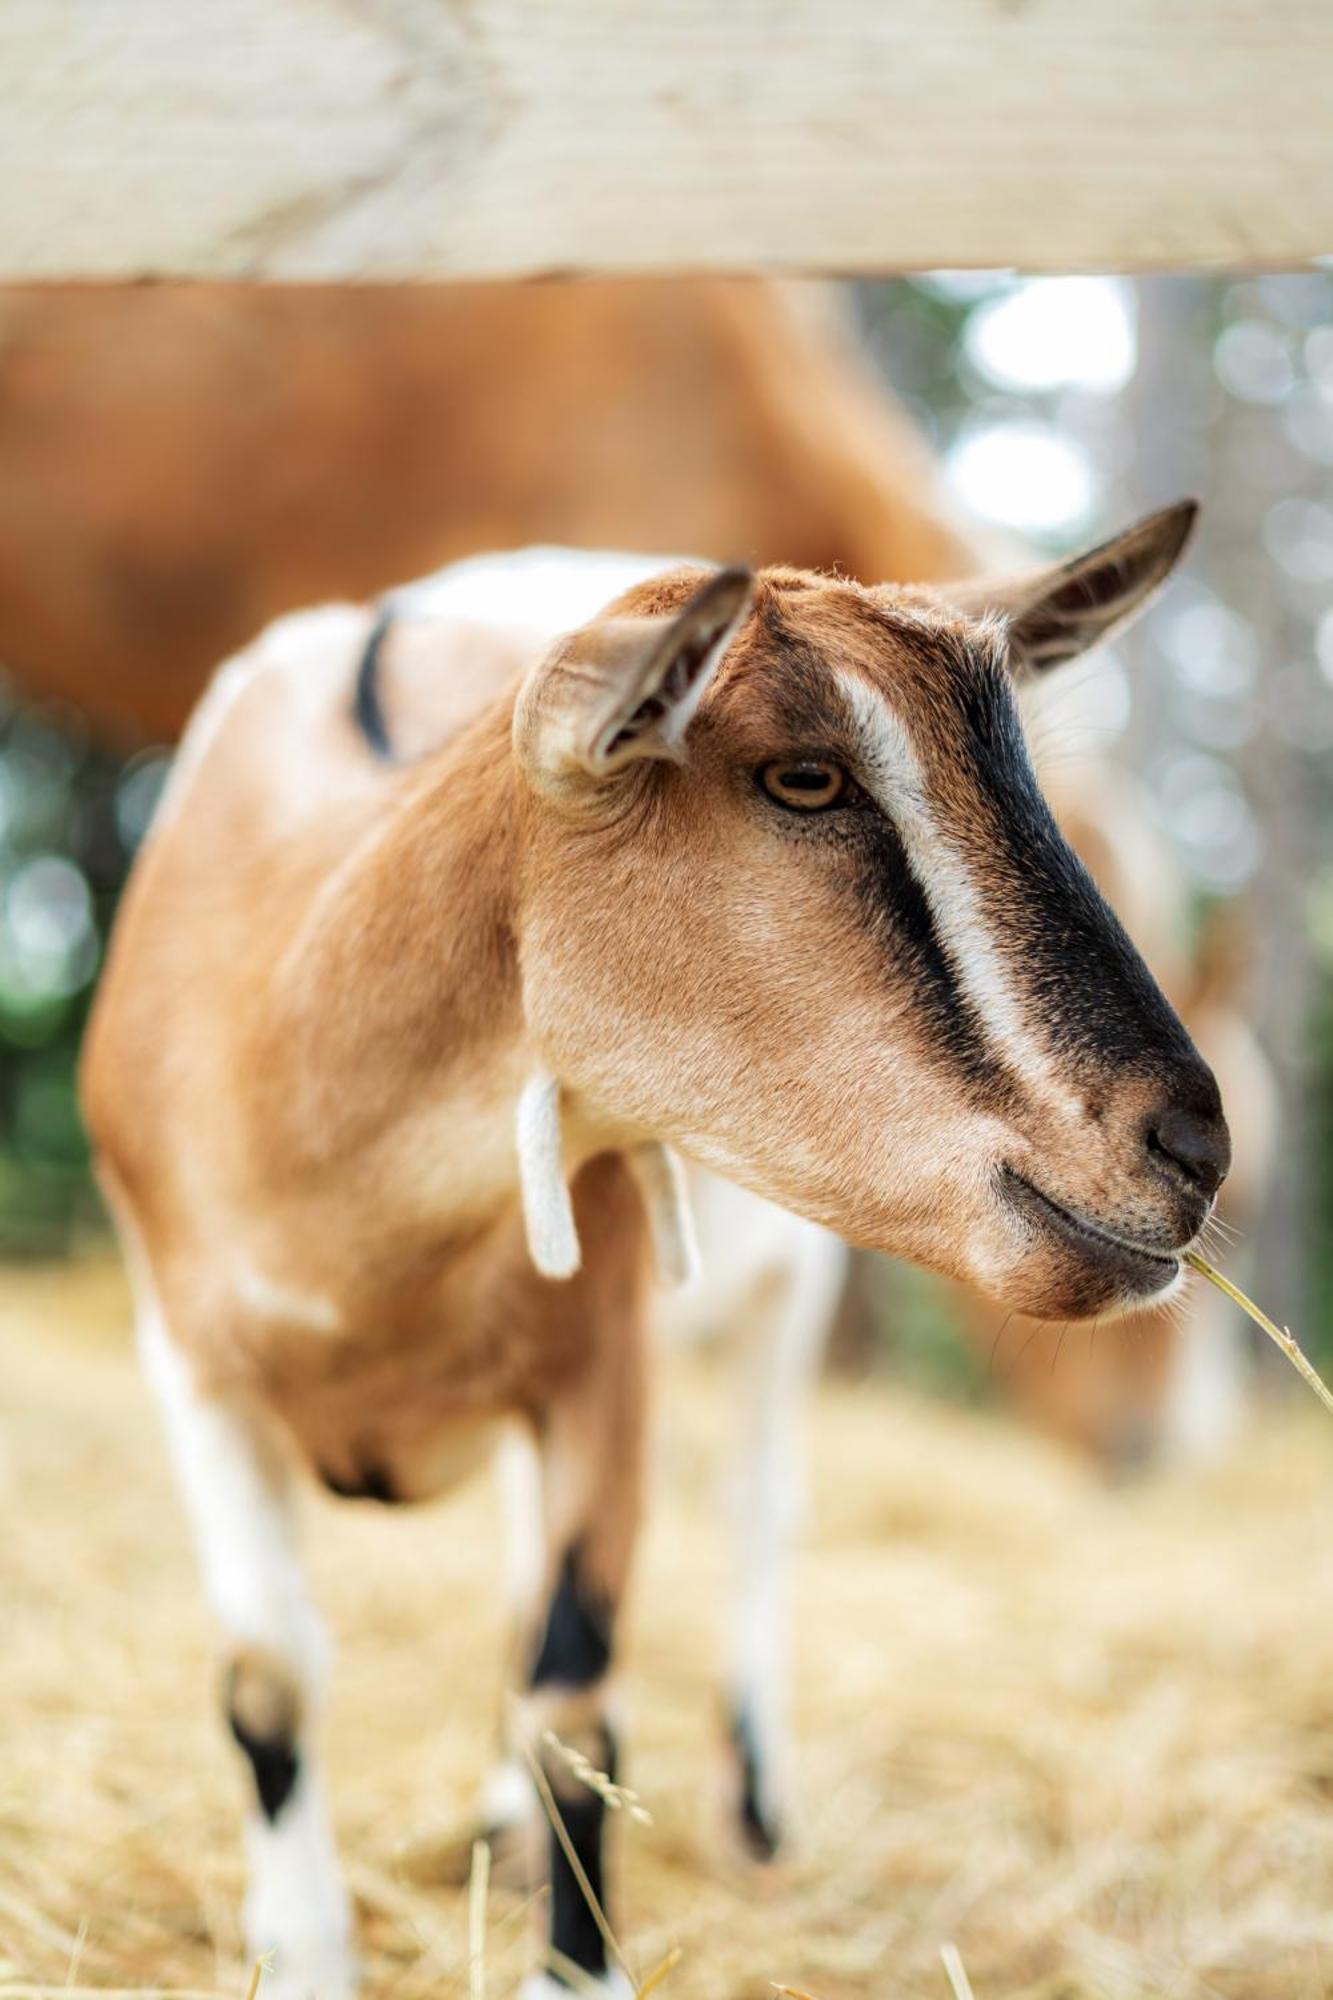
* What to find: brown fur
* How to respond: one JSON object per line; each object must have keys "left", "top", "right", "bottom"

{"left": 226, "top": 1646, "right": 303, "bottom": 1745}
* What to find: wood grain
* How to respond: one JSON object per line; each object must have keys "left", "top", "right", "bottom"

{"left": 6, "top": 0, "right": 1332, "bottom": 277}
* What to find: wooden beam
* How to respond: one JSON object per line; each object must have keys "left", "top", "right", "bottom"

{"left": 6, "top": 0, "right": 1332, "bottom": 280}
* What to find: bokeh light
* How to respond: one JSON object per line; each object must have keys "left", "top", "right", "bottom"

{"left": 1214, "top": 319, "right": 1296, "bottom": 405}
{"left": 964, "top": 278, "right": 1137, "bottom": 396}
{"left": 946, "top": 418, "right": 1097, "bottom": 536}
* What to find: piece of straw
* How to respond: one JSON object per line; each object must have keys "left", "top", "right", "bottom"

{"left": 1185, "top": 1251, "right": 1333, "bottom": 1418}
{"left": 940, "top": 1943, "right": 977, "bottom": 2000}
{"left": 637, "top": 1946, "right": 684, "bottom": 1998}
{"left": 467, "top": 1839, "right": 489, "bottom": 2000}
{"left": 542, "top": 1728, "right": 653, "bottom": 1825}
{"left": 243, "top": 1958, "right": 271, "bottom": 2000}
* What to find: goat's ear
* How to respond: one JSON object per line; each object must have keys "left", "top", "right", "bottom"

{"left": 516, "top": 565, "right": 754, "bottom": 798}
{"left": 944, "top": 500, "right": 1198, "bottom": 674}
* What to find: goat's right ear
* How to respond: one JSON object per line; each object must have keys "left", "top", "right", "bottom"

{"left": 515, "top": 565, "right": 754, "bottom": 800}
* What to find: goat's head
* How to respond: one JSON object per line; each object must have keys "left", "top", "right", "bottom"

{"left": 513, "top": 502, "right": 1227, "bottom": 1321}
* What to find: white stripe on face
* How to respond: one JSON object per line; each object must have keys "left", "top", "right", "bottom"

{"left": 837, "top": 670, "right": 1076, "bottom": 1107}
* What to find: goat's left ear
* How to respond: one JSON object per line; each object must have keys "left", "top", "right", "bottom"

{"left": 945, "top": 500, "right": 1198, "bottom": 674}
{"left": 516, "top": 565, "right": 755, "bottom": 799}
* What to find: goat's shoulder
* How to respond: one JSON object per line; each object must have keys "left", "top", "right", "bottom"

{"left": 157, "top": 600, "right": 388, "bottom": 844}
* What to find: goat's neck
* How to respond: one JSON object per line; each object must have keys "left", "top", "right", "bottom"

{"left": 263, "top": 698, "right": 682, "bottom": 1278}
{"left": 269, "top": 701, "right": 549, "bottom": 1210}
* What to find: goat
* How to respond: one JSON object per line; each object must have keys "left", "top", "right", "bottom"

{"left": 4, "top": 275, "right": 1262, "bottom": 1462}
{"left": 81, "top": 509, "right": 1228, "bottom": 1997}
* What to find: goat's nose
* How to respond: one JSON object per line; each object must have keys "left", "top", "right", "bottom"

{"left": 1146, "top": 1104, "right": 1230, "bottom": 1201}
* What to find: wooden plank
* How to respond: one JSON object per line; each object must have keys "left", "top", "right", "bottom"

{"left": 5, "top": 0, "right": 1332, "bottom": 279}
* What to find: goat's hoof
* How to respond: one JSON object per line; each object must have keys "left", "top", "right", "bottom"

{"left": 736, "top": 1802, "right": 784, "bottom": 1863}
{"left": 719, "top": 1705, "right": 787, "bottom": 1865}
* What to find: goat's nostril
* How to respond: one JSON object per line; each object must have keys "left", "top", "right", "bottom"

{"left": 1147, "top": 1106, "right": 1230, "bottom": 1201}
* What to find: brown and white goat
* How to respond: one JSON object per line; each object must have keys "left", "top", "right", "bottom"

{"left": 82, "top": 509, "right": 1228, "bottom": 1997}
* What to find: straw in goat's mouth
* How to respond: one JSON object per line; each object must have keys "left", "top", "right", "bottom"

{"left": 1185, "top": 1250, "right": 1333, "bottom": 1419}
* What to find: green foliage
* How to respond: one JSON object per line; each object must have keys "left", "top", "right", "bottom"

{"left": 0, "top": 681, "right": 168, "bottom": 1253}
{"left": 864, "top": 1257, "right": 996, "bottom": 1405}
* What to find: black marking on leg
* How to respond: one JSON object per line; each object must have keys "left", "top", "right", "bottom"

{"left": 730, "top": 1703, "right": 781, "bottom": 1861}
{"left": 228, "top": 1707, "right": 300, "bottom": 1823}
{"left": 530, "top": 1544, "right": 612, "bottom": 1689}
{"left": 320, "top": 1459, "right": 401, "bottom": 1504}
{"left": 547, "top": 1729, "right": 615, "bottom": 1982}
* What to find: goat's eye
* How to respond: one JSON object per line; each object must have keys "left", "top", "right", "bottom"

{"left": 760, "top": 759, "right": 847, "bottom": 811}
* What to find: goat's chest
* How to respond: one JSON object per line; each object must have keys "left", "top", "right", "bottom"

{"left": 196, "top": 1214, "right": 605, "bottom": 1503}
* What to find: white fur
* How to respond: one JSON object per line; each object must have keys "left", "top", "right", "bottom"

{"left": 697, "top": 1181, "right": 847, "bottom": 1835}
{"left": 839, "top": 671, "right": 1076, "bottom": 1106}
{"left": 521, "top": 1972, "right": 633, "bottom": 2000}
{"left": 152, "top": 652, "right": 261, "bottom": 830}
{"left": 497, "top": 1422, "right": 546, "bottom": 1618}
{"left": 517, "top": 1069, "right": 581, "bottom": 1279}
{"left": 138, "top": 1317, "right": 326, "bottom": 1681}
{"left": 480, "top": 1751, "right": 537, "bottom": 1834}
{"left": 389, "top": 547, "right": 673, "bottom": 640}
{"left": 243, "top": 1780, "right": 356, "bottom": 2000}
{"left": 628, "top": 1142, "right": 700, "bottom": 1288}
{"left": 136, "top": 1303, "right": 352, "bottom": 1998}
{"left": 234, "top": 1259, "right": 343, "bottom": 1336}
{"left": 156, "top": 605, "right": 368, "bottom": 838}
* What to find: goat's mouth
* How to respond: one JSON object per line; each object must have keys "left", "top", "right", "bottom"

{"left": 999, "top": 1166, "right": 1183, "bottom": 1302}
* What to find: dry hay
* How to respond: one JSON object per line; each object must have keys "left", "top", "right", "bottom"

{"left": 5, "top": 1261, "right": 1333, "bottom": 1999}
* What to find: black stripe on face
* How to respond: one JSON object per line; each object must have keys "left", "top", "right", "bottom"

{"left": 848, "top": 808, "right": 1023, "bottom": 1108}
{"left": 948, "top": 661, "right": 1198, "bottom": 1074}
{"left": 741, "top": 606, "right": 1024, "bottom": 1108}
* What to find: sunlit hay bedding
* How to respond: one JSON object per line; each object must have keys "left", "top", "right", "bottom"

{"left": 6, "top": 1263, "right": 1333, "bottom": 2000}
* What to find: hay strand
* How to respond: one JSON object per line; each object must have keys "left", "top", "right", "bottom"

{"left": 940, "top": 1943, "right": 977, "bottom": 2000}
{"left": 637, "top": 1946, "right": 684, "bottom": 1997}
{"left": 467, "top": 1840, "right": 489, "bottom": 2000}
{"left": 1184, "top": 1251, "right": 1333, "bottom": 1418}
{"left": 15, "top": 1260, "right": 1333, "bottom": 1998}
{"left": 542, "top": 1729, "right": 653, "bottom": 1826}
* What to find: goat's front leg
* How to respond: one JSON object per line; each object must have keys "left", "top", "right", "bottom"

{"left": 721, "top": 1225, "right": 846, "bottom": 1859}
{"left": 139, "top": 1310, "right": 354, "bottom": 2000}
{"left": 516, "top": 1296, "right": 645, "bottom": 1996}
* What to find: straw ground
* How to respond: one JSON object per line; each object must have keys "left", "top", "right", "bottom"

{"left": 5, "top": 1260, "right": 1333, "bottom": 1998}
